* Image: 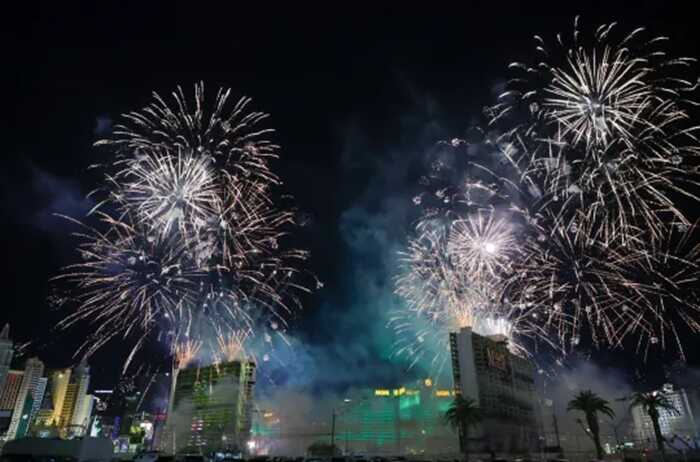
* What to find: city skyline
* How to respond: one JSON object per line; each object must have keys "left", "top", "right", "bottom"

{"left": 5, "top": 3, "right": 700, "bottom": 459}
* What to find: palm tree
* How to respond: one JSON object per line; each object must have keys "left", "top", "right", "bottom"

{"left": 629, "top": 391, "right": 678, "bottom": 461}
{"left": 567, "top": 390, "right": 615, "bottom": 461}
{"left": 444, "top": 395, "right": 483, "bottom": 462}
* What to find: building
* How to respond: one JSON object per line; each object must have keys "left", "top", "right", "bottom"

{"left": 449, "top": 326, "right": 539, "bottom": 453}
{"left": 0, "top": 325, "right": 13, "bottom": 394}
{"left": 164, "top": 360, "right": 256, "bottom": 454}
{"left": 69, "top": 362, "right": 92, "bottom": 434}
{"left": 337, "top": 381, "right": 459, "bottom": 456}
{"left": 6, "top": 357, "right": 45, "bottom": 440}
{"left": 0, "top": 371, "right": 24, "bottom": 412}
{"left": 631, "top": 385, "right": 700, "bottom": 450}
{"left": 31, "top": 364, "right": 93, "bottom": 438}
{"left": 32, "top": 378, "right": 57, "bottom": 437}
{"left": 49, "top": 369, "right": 72, "bottom": 428}
{"left": 0, "top": 370, "right": 23, "bottom": 436}
{"left": 29, "top": 378, "right": 48, "bottom": 424}
{"left": 31, "top": 368, "right": 71, "bottom": 433}
{"left": 249, "top": 380, "right": 459, "bottom": 457}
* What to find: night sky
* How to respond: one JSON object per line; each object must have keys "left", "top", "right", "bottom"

{"left": 4, "top": 2, "right": 700, "bottom": 392}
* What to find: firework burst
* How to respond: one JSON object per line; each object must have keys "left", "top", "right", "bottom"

{"left": 490, "top": 17, "right": 700, "bottom": 244}
{"left": 447, "top": 210, "right": 519, "bottom": 280}
{"left": 57, "top": 83, "right": 312, "bottom": 369}
{"left": 111, "top": 148, "right": 221, "bottom": 242}
{"left": 463, "top": 18, "right": 700, "bottom": 360}
{"left": 620, "top": 224, "right": 700, "bottom": 360}
{"left": 395, "top": 219, "right": 494, "bottom": 325}
{"left": 393, "top": 209, "right": 563, "bottom": 379}
{"left": 97, "top": 82, "right": 280, "bottom": 185}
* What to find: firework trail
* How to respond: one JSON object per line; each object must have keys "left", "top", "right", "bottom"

{"left": 393, "top": 211, "right": 564, "bottom": 379}
{"left": 620, "top": 223, "right": 700, "bottom": 360}
{"left": 97, "top": 83, "right": 280, "bottom": 186}
{"left": 110, "top": 149, "right": 221, "bottom": 243}
{"left": 174, "top": 339, "right": 203, "bottom": 370}
{"left": 490, "top": 17, "right": 700, "bottom": 244}
{"left": 394, "top": 18, "right": 700, "bottom": 363}
{"left": 216, "top": 330, "right": 249, "bottom": 363}
{"left": 56, "top": 83, "right": 312, "bottom": 370}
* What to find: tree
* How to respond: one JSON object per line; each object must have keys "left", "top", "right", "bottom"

{"left": 567, "top": 390, "right": 615, "bottom": 461}
{"left": 629, "top": 391, "right": 678, "bottom": 461}
{"left": 444, "top": 395, "right": 483, "bottom": 462}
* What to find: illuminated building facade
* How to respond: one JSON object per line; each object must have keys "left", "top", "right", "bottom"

{"left": 69, "top": 362, "right": 92, "bottom": 433}
{"left": 450, "top": 327, "right": 539, "bottom": 453}
{"left": 46, "top": 369, "right": 71, "bottom": 427}
{"left": 0, "top": 325, "right": 13, "bottom": 395}
{"left": 0, "top": 371, "right": 23, "bottom": 437}
{"left": 0, "top": 371, "right": 23, "bottom": 413}
{"left": 6, "top": 357, "right": 45, "bottom": 440}
{"left": 165, "top": 361, "right": 256, "bottom": 454}
{"left": 32, "top": 364, "right": 93, "bottom": 438}
{"left": 631, "top": 385, "right": 700, "bottom": 449}
{"left": 29, "top": 377, "right": 48, "bottom": 423}
{"left": 335, "top": 380, "right": 459, "bottom": 456}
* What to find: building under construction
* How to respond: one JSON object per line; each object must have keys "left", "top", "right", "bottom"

{"left": 163, "top": 361, "right": 256, "bottom": 455}
{"left": 450, "top": 326, "right": 539, "bottom": 453}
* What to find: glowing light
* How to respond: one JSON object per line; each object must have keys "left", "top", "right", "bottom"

{"left": 483, "top": 242, "right": 497, "bottom": 254}
{"left": 56, "top": 83, "right": 313, "bottom": 371}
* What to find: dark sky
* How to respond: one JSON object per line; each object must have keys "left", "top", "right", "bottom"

{"left": 4, "top": 2, "right": 700, "bottom": 392}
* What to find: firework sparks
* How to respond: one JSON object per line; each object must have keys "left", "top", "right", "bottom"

{"left": 56, "top": 83, "right": 312, "bottom": 369}
{"left": 490, "top": 18, "right": 700, "bottom": 244}
{"left": 111, "top": 149, "right": 220, "bottom": 242}
{"left": 217, "top": 330, "right": 249, "bottom": 363}
{"left": 393, "top": 210, "right": 562, "bottom": 378}
{"left": 447, "top": 210, "right": 519, "bottom": 280}
{"left": 463, "top": 18, "right": 700, "bottom": 360}
{"left": 395, "top": 219, "right": 495, "bottom": 327}
{"left": 97, "top": 82, "right": 280, "bottom": 186}
{"left": 621, "top": 224, "right": 700, "bottom": 360}
{"left": 174, "top": 339, "right": 202, "bottom": 370}
{"left": 400, "top": 16, "right": 700, "bottom": 362}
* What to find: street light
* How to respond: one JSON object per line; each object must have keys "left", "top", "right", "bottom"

{"left": 330, "top": 396, "right": 368, "bottom": 453}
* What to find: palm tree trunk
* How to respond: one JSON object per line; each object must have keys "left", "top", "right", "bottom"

{"left": 463, "top": 426, "right": 469, "bottom": 462}
{"left": 587, "top": 413, "right": 604, "bottom": 460}
{"left": 651, "top": 415, "right": 666, "bottom": 462}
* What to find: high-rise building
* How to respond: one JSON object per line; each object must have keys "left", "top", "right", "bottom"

{"left": 0, "top": 370, "right": 24, "bottom": 437}
{"left": 6, "top": 357, "right": 45, "bottom": 440}
{"left": 631, "top": 385, "right": 700, "bottom": 449}
{"left": 449, "top": 326, "right": 539, "bottom": 453}
{"left": 48, "top": 369, "right": 72, "bottom": 428}
{"left": 31, "top": 364, "right": 92, "bottom": 438}
{"left": 0, "top": 371, "right": 24, "bottom": 412}
{"left": 14, "top": 393, "right": 34, "bottom": 439}
{"left": 69, "top": 361, "right": 91, "bottom": 434}
{"left": 165, "top": 360, "right": 256, "bottom": 454}
{"left": 31, "top": 377, "right": 57, "bottom": 437}
{"left": 29, "top": 377, "right": 48, "bottom": 424}
{"left": 0, "top": 324, "right": 13, "bottom": 394}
